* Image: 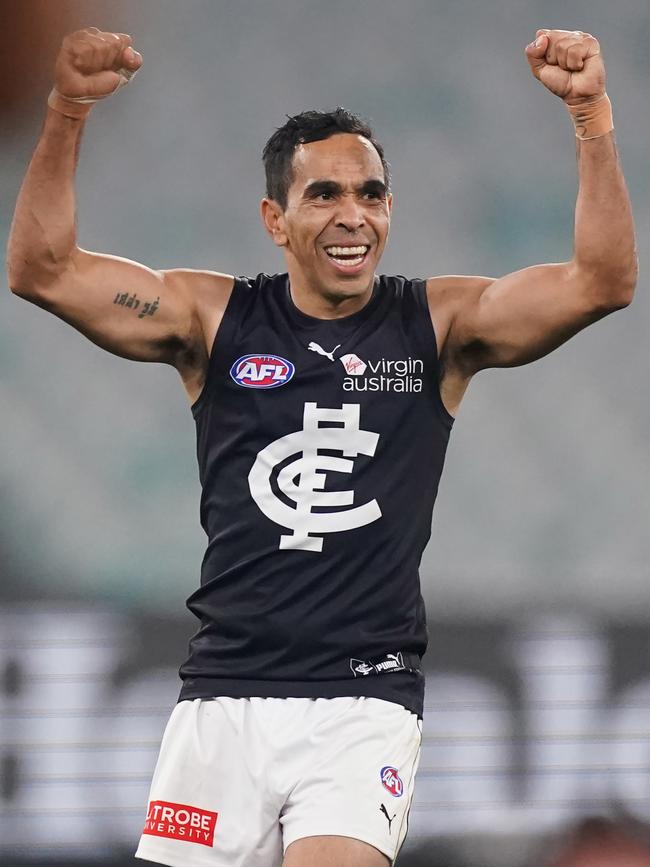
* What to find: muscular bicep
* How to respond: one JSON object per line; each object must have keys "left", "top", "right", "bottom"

{"left": 27, "top": 247, "right": 196, "bottom": 364}
{"left": 442, "top": 262, "right": 625, "bottom": 373}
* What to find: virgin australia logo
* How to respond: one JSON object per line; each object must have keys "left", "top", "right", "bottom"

{"left": 340, "top": 353, "right": 367, "bottom": 375}
{"left": 247, "top": 402, "right": 382, "bottom": 552}
{"left": 342, "top": 356, "right": 423, "bottom": 393}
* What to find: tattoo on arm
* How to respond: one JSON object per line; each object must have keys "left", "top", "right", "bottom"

{"left": 113, "top": 291, "right": 160, "bottom": 319}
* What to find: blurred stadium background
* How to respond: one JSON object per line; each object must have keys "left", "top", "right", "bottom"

{"left": 1, "top": 0, "right": 649, "bottom": 864}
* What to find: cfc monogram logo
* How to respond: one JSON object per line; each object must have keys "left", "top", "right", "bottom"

{"left": 248, "top": 403, "right": 382, "bottom": 552}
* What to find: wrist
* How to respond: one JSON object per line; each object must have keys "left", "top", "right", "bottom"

{"left": 565, "top": 93, "right": 613, "bottom": 140}
{"left": 47, "top": 88, "right": 97, "bottom": 120}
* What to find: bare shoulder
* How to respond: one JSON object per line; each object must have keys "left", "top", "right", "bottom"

{"left": 161, "top": 268, "right": 235, "bottom": 404}
{"left": 162, "top": 268, "right": 235, "bottom": 353}
{"left": 425, "top": 274, "right": 494, "bottom": 359}
{"left": 162, "top": 267, "right": 235, "bottom": 311}
{"left": 425, "top": 274, "right": 495, "bottom": 419}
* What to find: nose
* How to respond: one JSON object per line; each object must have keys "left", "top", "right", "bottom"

{"left": 334, "top": 194, "right": 366, "bottom": 232}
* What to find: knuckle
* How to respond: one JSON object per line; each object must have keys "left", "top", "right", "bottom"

{"left": 96, "top": 31, "right": 118, "bottom": 45}
{"left": 73, "top": 44, "right": 91, "bottom": 60}
{"left": 94, "top": 28, "right": 110, "bottom": 40}
{"left": 64, "top": 30, "right": 87, "bottom": 47}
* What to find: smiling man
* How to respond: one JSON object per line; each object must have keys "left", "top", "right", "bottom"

{"left": 7, "top": 25, "right": 637, "bottom": 867}
{"left": 260, "top": 123, "right": 392, "bottom": 315}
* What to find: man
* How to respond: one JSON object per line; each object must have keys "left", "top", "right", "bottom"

{"left": 7, "top": 25, "right": 636, "bottom": 867}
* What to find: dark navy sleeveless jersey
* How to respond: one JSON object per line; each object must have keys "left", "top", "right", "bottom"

{"left": 178, "top": 272, "right": 454, "bottom": 717}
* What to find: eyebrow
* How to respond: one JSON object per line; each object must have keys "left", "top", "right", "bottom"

{"left": 302, "top": 178, "right": 388, "bottom": 199}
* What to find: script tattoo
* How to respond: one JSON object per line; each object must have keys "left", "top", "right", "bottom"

{"left": 113, "top": 291, "right": 160, "bottom": 319}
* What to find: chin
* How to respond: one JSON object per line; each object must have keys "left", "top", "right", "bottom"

{"left": 323, "top": 275, "right": 372, "bottom": 300}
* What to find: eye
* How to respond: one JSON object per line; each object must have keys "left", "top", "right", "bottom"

{"left": 317, "top": 191, "right": 333, "bottom": 201}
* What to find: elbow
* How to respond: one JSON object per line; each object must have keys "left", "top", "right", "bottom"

{"left": 613, "top": 282, "right": 636, "bottom": 311}
{"left": 8, "top": 270, "right": 56, "bottom": 307}
{"left": 605, "top": 261, "right": 638, "bottom": 311}
{"left": 8, "top": 277, "right": 55, "bottom": 312}
{"left": 6, "top": 235, "right": 34, "bottom": 297}
{"left": 7, "top": 251, "right": 73, "bottom": 302}
{"left": 6, "top": 249, "right": 22, "bottom": 295}
{"left": 6, "top": 249, "right": 42, "bottom": 300}
{"left": 7, "top": 267, "right": 40, "bottom": 301}
{"left": 7, "top": 263, "right": 32, "bottom": 299}
{"left": 578, "top": 257, "right": 638, "bottom": 314}
{"left": 614, "top": 250, "right": 639, "bottom": 308}
{"left": 595, "top": 285, "right": 635, "bottom": 316}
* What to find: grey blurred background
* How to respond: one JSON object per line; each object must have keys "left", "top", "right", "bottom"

{"left": 1, "top": 0, "right": 648, "bottom": 865}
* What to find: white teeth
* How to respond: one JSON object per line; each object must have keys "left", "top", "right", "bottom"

{"left": 331, "top": 256, "right": 364, "bottom": 266}
{"left": 325, "top": 245, "right": 368, "bottom": 256}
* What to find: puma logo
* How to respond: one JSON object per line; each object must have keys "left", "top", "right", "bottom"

{"left": 307, "top": 341, "right": 341, "bottom": 362}
{"left": 380, "top": 803, "right": 397, "bottom": 833}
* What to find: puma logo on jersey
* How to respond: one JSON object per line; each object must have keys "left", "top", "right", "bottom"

{"left": 350, "top": 652, "right": 407, "bottom": 677}
{"left": 307, "top": 341, "right": 341, "bottom": 362}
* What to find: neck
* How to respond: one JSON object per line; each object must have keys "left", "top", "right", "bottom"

{"left": 286, "top": 268, "right": 376, "bottom": 320}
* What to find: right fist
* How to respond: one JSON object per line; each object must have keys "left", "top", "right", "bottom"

{"left": 54, "top": 27, "right": 142, "bottom": 101}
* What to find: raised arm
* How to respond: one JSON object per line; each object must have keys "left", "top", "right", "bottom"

{"left": 432, "top": 29, "right": 637, "bottom": 385}
{"left": 6, "top": 28, "right": 233, "bottom": 386}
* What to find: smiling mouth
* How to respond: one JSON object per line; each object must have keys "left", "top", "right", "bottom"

{"left": 324, "top": 244, "right": 370, "bottom": 267}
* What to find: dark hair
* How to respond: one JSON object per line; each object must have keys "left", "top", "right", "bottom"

{"left": 262, "top": 107, "right": 390, "bottom": 209}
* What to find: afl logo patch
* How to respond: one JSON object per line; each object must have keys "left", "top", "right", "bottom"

{"left": 230, "top": 354, "right": 295, "bottom": 389}
{"left": 380, "top": 766, "right": 404, "bottom": 797}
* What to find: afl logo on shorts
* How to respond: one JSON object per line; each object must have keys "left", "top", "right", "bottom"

{"left": 230, "top": 354, "right": 295, "bottom": 389}
{"left": 380, "top": 766, "right": 404, "bottom": 797}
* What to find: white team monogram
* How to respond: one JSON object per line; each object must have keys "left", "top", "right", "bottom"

{"left": 248, "top": 402, "right": 382, "bottom": 552}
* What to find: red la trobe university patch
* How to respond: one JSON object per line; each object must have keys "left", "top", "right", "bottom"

{"left": 143, "top": 800, "right": 218, "bottom": 847}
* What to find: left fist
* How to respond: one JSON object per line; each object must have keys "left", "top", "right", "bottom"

{"left": 525, "top": 29, "right": 606, "bottom": 105}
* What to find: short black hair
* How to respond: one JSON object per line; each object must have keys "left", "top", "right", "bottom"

{"left": 262, "top": 107, "right": 390, "bottom": 209}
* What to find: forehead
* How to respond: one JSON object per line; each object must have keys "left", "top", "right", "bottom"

{"left": 290, "top": 133, "right": 384, "bottom": 188}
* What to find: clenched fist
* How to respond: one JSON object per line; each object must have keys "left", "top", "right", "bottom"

{"left": 525, "top": 29, "right": 605, "bottom": 106}
{"left": 49, "top": 27, "right": 142, "bottom": 118}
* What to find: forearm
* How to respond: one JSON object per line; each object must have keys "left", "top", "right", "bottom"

{"left": 7, "top": 107, "right": 86, "bottom": 294}
{"left": 572, "top": 130, "right": 638, "bottom": 300}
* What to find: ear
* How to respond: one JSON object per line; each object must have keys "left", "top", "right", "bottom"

{"left": 387, "top": 192, "right": 394, "bottom": 215}
{"left": 260, "top": 198, "right": 288, "bottom": 247}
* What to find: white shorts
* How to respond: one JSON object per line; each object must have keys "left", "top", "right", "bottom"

{"left": 135, "top": 696, "right": 422, "bottom": 867}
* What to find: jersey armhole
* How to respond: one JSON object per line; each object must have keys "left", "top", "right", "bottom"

{"left": 411, "top": 278, "right": 455, "bottom": 430}
{"left": 190, "top": 276, "right": 246, "bottom": 418}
